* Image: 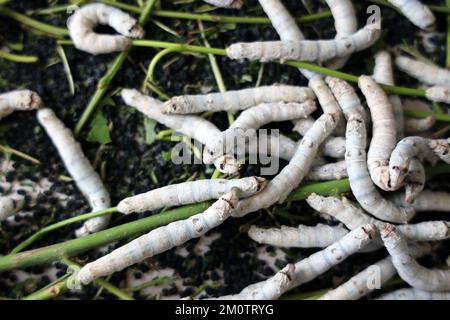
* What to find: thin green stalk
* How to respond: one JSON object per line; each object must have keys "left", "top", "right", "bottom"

{"left": 22, "top": 278, "right": 68, "bottom": 300}
{"left": 287, "top": 179, "right": 350, "bottom": 202}
{"left": 0, "top": 49, "right": 38, "bottom": 63}
{"left": 123, "top": 276, "right": 175, "bottom": 292}
{"left": 56, "top": 45, "right": 75, "bottom": 95}
{"left": 142, "top": 46, "right": 183, "bottom": 90}
{"left": 74, "top": 0, "right": 157, "bottom": 135}
{"left": 10, "top": 207, "right": 119, "bottom": 254}
{"left": 404, "top": 110, "right": 450, "bottom": 122}
{"left": 0, "top": 145, "right": 41, "bottom": 164}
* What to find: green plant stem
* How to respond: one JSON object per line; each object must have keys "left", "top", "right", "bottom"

{"left": 0, "top": 49, "right": 38, "bottom": 63}
{"left": 0, "top": 145, "right": 41, "bottom": 164}
{"left": 11, "top": 207, "right": 119, "bottom": 254}
{"left": 404, "top": 110, "right": 450, "bottom": 122}
{"left": 143, "top": 46, "right": 183, "bottom": 88}
{"left": 22, "top": 278, "right": 68, "bottom": 300}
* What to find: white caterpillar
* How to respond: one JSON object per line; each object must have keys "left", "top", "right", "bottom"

{"left": 403, "top": 99, "right": 435, "bottom": 134}
{"left": 67, "top": 3, "right": 144, "bottom": 55}
{"left": 326, "top": 77, "right": 415, "bottom": 224}
{"left": 387, "top": 0, "right": 436, "bottom": 31}
{"left": 213, "top": 224, "right": 376, "bottom": 299}
{"left": 306, "top": 160, "right": 348, "bottom": 181}
{"left": 381, "top": 224, "right": 450, "bottom": 292}
{"left": 37, "top": 108, "right": 111, "bottom": 237}
{"left": 78, "top": 188, "right": 240, "bottom": 284}
{"left": 0, "top": 195, "right": 25, "bottom": 221}
{"left": 248, "top": 223, "right": 349, "bottom": 248}
{"left": 161, "top": 85, "right": 315, "bottom": 114}
{"left": 426, "top": 86, "right": 450, "bottom": 104}
{"left": 389, "top": 190, "right": 450, "bottom": 212}
{"left": 226, "top": 23, "right": 381, "bottom": 63}
{"left": 203, "top": 0, "right": 243, "bottom": 9}
{"left": 117, "top": 176, "right": 266, "bottom": 214}
{"left": 396, "top": 56, "right": 450, "bottom": 87}
{"left": 0, "top": 90, "right": 41, "bottom": 120}
{"left": 377, "top": 288, "right": 450, "bottom": 300}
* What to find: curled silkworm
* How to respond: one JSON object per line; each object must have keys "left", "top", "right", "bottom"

{"left": 377, "top": 288, "right": 450, "bottom": 300}
{"left": 248, "top": 223, "right": 349, "bottom": 248}
{"left": 396, "top": 56, "right": 450, "bottom": 87}
{"left": 0, "top": 90, "right": 42, "bottom": 120}
{"left": 121, "top": 89, "right": 221, "bottom": 147}
{"left": 37, "top": 108, "right": 111, "bottom": 237}
{"left": 161, "top": 85, "right": 315, "bottom": 114}
{"left": 426, "top": 86, "right": 450, "bottom": 104}
{"left": 372, "top": 51, "right": 404, "bottom": 139}
{"left": 0, "top": 195, "right": 25, "bottom": 221}
{"left": 78, "top": 188, "right": 240, "bottom": 284}
{"left": 226, "top": 23, "right": 381, "bottom": 63}
{"left": 213, "top": 224, "right": 376, "bottom": 299}
{"left": 320, "top": 243, "right": 432, "bottom": 300}
{"left": 387, "top": 0, "right": 436, "bottom": 31}
{"left": 203, "top": 0, "right": 243, "bottom": 9}
{"left": 389, "top": 190, "right": 450, "bottom": 212}
{"left": 381, "top": 224, "right": 450, "bottom": 292}
{"left": 117, "top": 176, "right": 266, "bottom": 214}
{"left": 67, "top": 3, "right": 144, "bottom": 55}
{"left": 326, "top": 77, "right": 414, "bottom": 224}
{"left": 306, "top": 160, "right": 348, "bottom": 181}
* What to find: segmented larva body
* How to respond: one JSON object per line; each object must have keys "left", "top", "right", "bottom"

{"left": 78, "top": 188, "right": 240, "bottom": 285}
{"left": 381, "top": 224, "right": 450, "bottom": 292}
{"left": 326, "top": 77, "right": 415, "bottom": 224}
{"left": 203, "top": 0, "right": 243, "bottom": 9}
{"left": 306, "top": 160, "right": 348, "bottom": 181}
{"left": 117, "top": 176, "right": 266, "bottom": 214}
{"left": 378, "top": 288, "right": 450, "bottom": 300}
{"left": 67, "top": 3, "right": 144, "bottom": 55}
{"left": 403, "top": 99, "right": 435, "bottom": 134}
{"left": 373, "top": 51, "right": 404, "bottom": 139}
{"left": 37, "top": 108, "right": 111, "bottom": 237}
{"left": 121, "top": 89, "right": 221, "bottom": 147}
{"left": 404, "top": 158, "right": 425, "bottom": 204}
{"left": 294, "top": 116, "right": 347, "bottom": 139}
{"left": 389, "top": 190, "right": 450, "bottom": 212}
{"left": 248, "top": 223, "right": 349, "bottom": 248}
{"left": 226, "top": 23, "right": 381, "bottom": 63}
{"left": 396, "top": 56, "right": 450, "bottom": 87}
{"left": 215, "top": 224, "right": 376, "bottom": 299}
{"left": 387, "top": 0, "right": 436, "bottom": 31}
{"left": 0, "top": 195, "right": 25, "bottom": 221}
{"left": 0, "top": 90, "right": 42, "bottom": 120}
{"left": 426, "top": 86, "right": 450, "bottom": 104}
{"left": 320, "top": 244, "right": 432, "bottom": 300}
{"left": 161, "top": 85, "right": 315, "bottom": 114}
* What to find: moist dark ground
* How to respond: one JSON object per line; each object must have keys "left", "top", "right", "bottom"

{"left": 0, "top": 0, "right": 449, "bottom": 300}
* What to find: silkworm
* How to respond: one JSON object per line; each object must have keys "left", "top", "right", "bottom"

{"left": 77, "top": 188, "right": 240, "bottom": 284}
{"left": 404, "top": 158, "right": 425, "bottom": 204}
{"left": 320, "top": 243, "right": 432, "bottom": 300}
{"left": 372, "top": 50, "right": 404, "bottom": 139}
{"left": 294, "top": 116, "right": 347, "bottom": 138}
{"left": 387, "top": 0, "right": 436, "bottom": 31}
{"left": 326, "top": 77, "right": 415, "bottom": 224}
{"left": 396, "top": 56, "right": 449, "bottom": 87}
{"left": 389, "top": 190, "right": 450, "bottom": 212}
{"left": 161, "top": 85, "right": 315, "bottom": 114}
{"left": 226, "top": 23, "right": 381, "bottom": 63}
{"left": 381, "top": 224, "right": 450, "bottom": 292}
{"left": 426, "top": 86, "right": 450, "bottom": 104}
{"left": 377, "top": 288, "right": 450, "bottom": 300}
{"left": 121, "top": 89, "right": 221, "bottom": 147}
{"left": 0, "top": 90, "right": 41, "bottom": 120}
{"left": 37, "top": 108, "right": 111, "bottom": 237}
{"left": 403, "top": 99, "right": 435, "bottom": 134}
{"left": 307, "top": 194, "right": 449, "bottom": 242}
{"left": 213, "top": 224, "right": 376, "bottom": 299}
{"left": 203, "top": 0, "right": 243, "bottom": 9}
{"left": 248, "top": 223, "right": 349, "bottom": 248}
{"left": 117, "top": 176, "right": 266, "bottom": 214}
{"left": 0, "top": 195, "right": 25, "bottom": 221}
{"left": 306, "top": 160, "right": 348, "bottom": 181}
{"left": 67, "top": 3, "right": 144, "bottom": 55}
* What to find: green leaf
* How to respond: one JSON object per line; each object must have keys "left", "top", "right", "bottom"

{"left": 143, "top": 118, "right": 157, "bottom": 145}
{"left": 161, "top": 150, "right": 172, "bottom": 162}
{"left": 87, "top": 110, "right": 111, "bottom": 145}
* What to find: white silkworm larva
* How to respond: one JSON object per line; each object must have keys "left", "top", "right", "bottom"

{"left": 404, "top": 158, "right": 425, "bottom": 204}
{"left": 161, "top": 85, "right": 315, "bottom": 114}
{"left": 121, "top": 89, "right": 221, "bottom": 147}
{"left": 0, "top": 90, "right": 42, "bottom": 120}
{"left": 396, "top": 56, "right": 449, "bottom": 87}
{"left": 248, "top": 223, "right": 349, "bottom": 248}
{"left": 326, "top": 77, "right": 415, "bottom": 224}
{"left": 320, "top": 243, "right": 432, "bottom": 300}
{"left": 78, "top": 188, "right": 240, "bottom": 284}
{"left": 389, "top": 190, "right": 450, "bottom": 212}
{"left": 0, "top": 195, "right": 25, "bottom": 221}
{"left": 203, "top": 0, "right": 243, "bottom": 9}
{"left": 358, "top": 75, "right": 397, "bottom": 191}
{"left": 387, "top": 0, "right": 436, "bottom": 31}
{"left": 381, "top": 224, "right": 450, "bottom": 292}
{"left": 213, "top": 225, "right": 376, "bottom": 300}
{"left": 377, "top": 288, "right": 450, "bottom": 300}
{"left": 403, "top": 99, "right": 435, "bottom": 134}
{"left": 117, "top": 176, "right": 266, "bottom": 214}
{"left": 306, "top": 160, "right": 348, "bottom": 181}
{"left": 37, "top": 108, "right": 111, "bottom": 237}
{"left": 226, "top": 23, "right": 381, "bottom": 63}
{"left": 67, "top": 3, "right": 144, "bottom": 55}
{"left": 373, "top": 50, "right": 404, "bottom": 139}
{"left": 426, "top": 86, "right": 450, "bottom": 104}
